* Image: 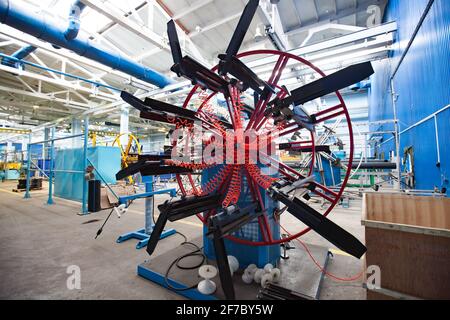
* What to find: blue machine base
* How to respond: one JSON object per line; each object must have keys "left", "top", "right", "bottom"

{"left": 137, "top": 264, "right": 217, "bottom": 300}
{"left": 117, "top": 228, "right": 176, "bottom": 249}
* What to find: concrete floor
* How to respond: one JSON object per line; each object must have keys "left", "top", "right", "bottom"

{"left": 0, "top": 180, "right": 366, "bottom": 300}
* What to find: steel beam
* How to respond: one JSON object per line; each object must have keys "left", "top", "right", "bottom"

{"left": 172, "top": 0, "right": 213, "bottom": 20}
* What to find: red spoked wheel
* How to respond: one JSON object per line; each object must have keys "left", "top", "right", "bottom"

{"left": 170, "top": 50, "right": 354, "bottom": 246}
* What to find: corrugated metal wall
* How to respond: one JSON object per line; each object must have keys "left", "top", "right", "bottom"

{"left": 369, "top": 0, "right": 450, "bottom": 194}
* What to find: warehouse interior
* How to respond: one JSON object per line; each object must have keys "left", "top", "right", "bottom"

{"left": 0, "top": 0, "right": 448, "bottom": 301}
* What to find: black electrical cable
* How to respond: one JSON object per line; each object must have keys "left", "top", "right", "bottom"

{"left": 94, "top": 199, "right": 134, "bottom": 239}
{"left": 163, "top": 232, "right": 207, "bottom": 291}
{"left": 94, "top": 207, "right": 115, "bottom": 239}
{"left": 145, "top": 183, "right": 205, "bottom": 291}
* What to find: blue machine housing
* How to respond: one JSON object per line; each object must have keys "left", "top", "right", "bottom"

{"left": 202, "top": 165, "right": 280, "bottom": 269}
{"left": 314, "top": 154, "right": 341, "bottom": 187}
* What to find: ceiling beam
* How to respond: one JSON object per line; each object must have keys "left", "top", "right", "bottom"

{"left": 247, "top": 21, "right": 397, "bottom": 69}
{"left": 0, "top": 98, "right": 73, "bottom": 114}
{"left": 258, "top": 1, "right": 289, "bottom": 50}
{"left": 0, "top": 64, "right": 117, "bottom": 102}
{"left": 285, "top": 0, "right": 387, "bottom": 36}
{"left": 0, "top": 84, "right": 91, "bottom": 110}
{"left": 152, "top": 0, "right": 210, "bottom": 65}
{"left": 188, "top": 12, "right": 242, "bottom": 37}
{"left": 172, "top": 0, "right": 213, "bottom": 20}
{"left": 81, "top": 0, "right": 169, "bottom": 51}
{"left": 0, "top": 26, "right": 158, "bottom": 92}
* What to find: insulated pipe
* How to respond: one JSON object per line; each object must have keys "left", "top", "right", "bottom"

{"left": 0, "top": 0, "right": 173, "bottom": 88}
{"left": 1, "top": 0, "right": 85, "bottom": 68}
{"left": 2, "top": 1, "right": 85, "bottom": 69}
{"left": 64, "top": 1, "right": 86, "bottom": 41}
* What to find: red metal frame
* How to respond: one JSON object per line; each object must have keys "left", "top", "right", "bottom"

{"left": 173, "top": 49, "right": 354, "bottom": 246}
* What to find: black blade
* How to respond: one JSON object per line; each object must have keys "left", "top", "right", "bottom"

{"left": 206, "top": 203, "right": 261, "bottom": 238}
{"left": 138, "top": 154, "right": 171, "bottom": 161}
{"left": 147, "top": 194, "right": 221, "bottom": 255}
{"left": 143, "top": 97, "right": 197, "bottom": 120}
{"left": 225, "top": 0, "right": 260, "bottom": 57}
{"left": 212, "top": 233, "right": 235, "bottom": 299}
{"left": 146, "top": 209, "right": 170, "bottom": 255}
{"left": 275, "top": 194, "right": 366, "bottom": 258}
{"left": 122, "top": 91, "right": 200, "bottom": 125}
{"left": 271, "top": 62, "right": 374, "bottom": 108}
{"left": 115, "top": 160, "right": 192, "bottom": 180}
{"left": 139, "top": 110, "right": 185, "bottom": 124}
{"left": 218, "top": 54, "right": 275, "bottom": 95}
{"left": 167, "top": 20, "right": 182, "bottom": 65}
{"left": 121, "top": 91, "right": 149, "bottom": 113}
{"left": 164, "top": 194, "right": 222, "bottom": 221}
{"left": 167, "top": 20, "right": 229, "bottom": 93}
{"left": 279, "top": 143, "right": 331, "bottom": 154}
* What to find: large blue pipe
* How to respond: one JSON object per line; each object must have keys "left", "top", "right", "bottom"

{"left": 0, "top": 0, "right": 173, "bottom": 88}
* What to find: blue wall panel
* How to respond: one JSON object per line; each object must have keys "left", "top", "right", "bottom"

{"left": 54, "top": 146, "right": 121, "bottom": 202}
{"left": 369, "top": 0, "right": 450, "bottom": 194}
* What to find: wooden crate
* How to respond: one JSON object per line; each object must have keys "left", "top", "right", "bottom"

{"left": 362, "top": 193, "right": 450, "bottom": 300}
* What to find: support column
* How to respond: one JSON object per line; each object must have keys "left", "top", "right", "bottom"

{"left": 390, "top": 79, "right": 401, "bottom": 191}
{"left": 43, "top": 127, "right": 50, "bottom": 172}
{"left": 47, "top": 127, "right": 55, "bottom": 205}
{"left": 120, "top": 105, "right": 129, "bottom": 147}
{"left": 24, "top": 133, "right": 32, "bottom": 199}
{"left": 145, "top": 176, "right": 154, "bottom": 234}
{"left": 81, "top": 116, "right": 89, "bottom": 214}
{"left": 71, "top": 118, "right": 82, "bottom": 148}
{"left": 6, "top": 141, "right": 12, "bottom": 162}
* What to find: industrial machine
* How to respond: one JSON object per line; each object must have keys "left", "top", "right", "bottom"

{"left": 116, "top": 0, "right": 373, "bottom": 300}
{"left": 112, "top": 133, "right": 142, "bottom": 184}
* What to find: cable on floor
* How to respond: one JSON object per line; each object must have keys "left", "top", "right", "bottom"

{"left": 164, "top": 231, "right": 206, "bottom": 291}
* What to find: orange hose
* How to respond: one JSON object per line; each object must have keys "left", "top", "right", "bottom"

{"left": 278, "top": 223, "right": 364, "bottom": 282}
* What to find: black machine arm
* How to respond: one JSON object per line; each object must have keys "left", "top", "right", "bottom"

{"left": 219, "top": 55, "right": 275, "bottom": 97}
{"left": 206, "top": 203, "right": 261, "bottom": 238}
{"left": 206, "top": 203, "right": 263, "bottom": 300}
{"left": 121, "top": 91, "right": 197, "bottom": 121}
{"left": 146, "top": 194, "right": 222, "bottom": 255}
{"left": 266, "top": 62, "right": 374, "bottom": 116}
{"left": 268, "top": 182, "right": 366, "bottom": 259}
{"left": 115, "top": 159, "right": 193, "bottom": 181}
{"left": 122, "top": 91, "right": 233, "bottom": 128}
{"left": 279, "top": 143, "right": 331, "bottom": 154}
{"left": 167, "top": 20, "right": 229, "bottom": 93}
{"left": 224, "top": 0, "right": 259, "bottom": 58}
{"left": 218, "top": 0, "right": 274, "bottom": 96}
